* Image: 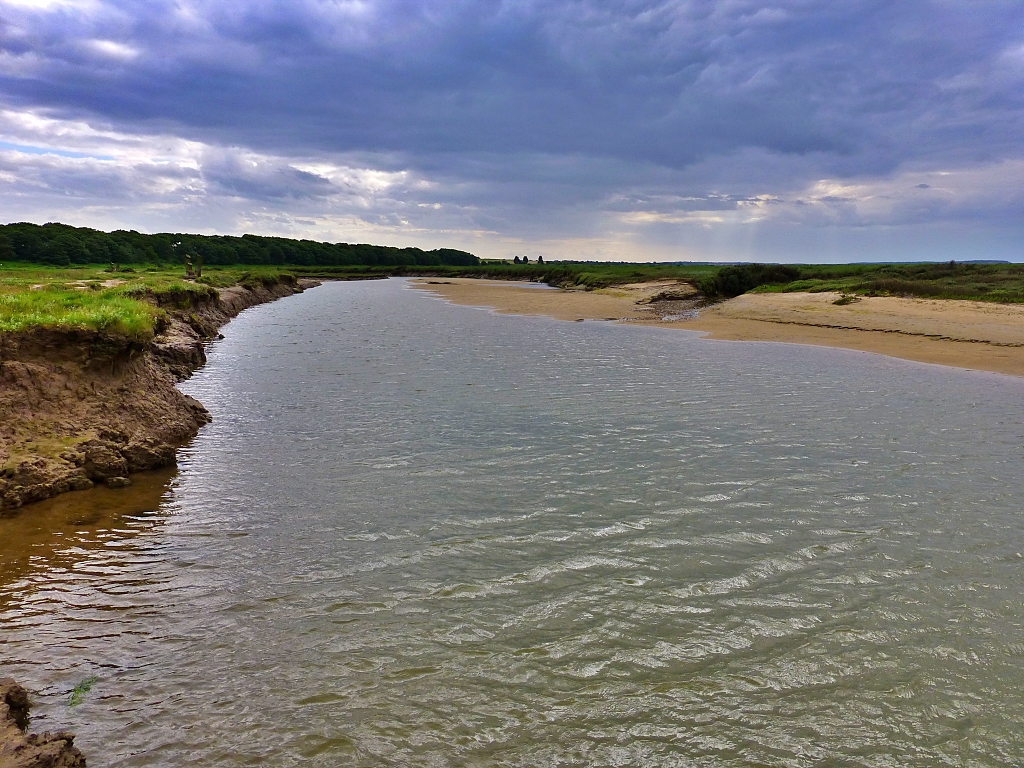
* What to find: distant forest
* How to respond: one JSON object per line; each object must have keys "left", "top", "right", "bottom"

{"left": 0, "top": 222, "right": 479, "bottom": 267}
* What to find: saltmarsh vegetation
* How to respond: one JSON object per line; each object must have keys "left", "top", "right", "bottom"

{"left": 0, "top": 264, "right": 293, "bottom": 340}
{"left": 286, "top": 259, "right": 1024, "bottom": 304}
{"left": 7, "top": 259, "right": 1024, "bottom": 341}
{"left": 453, "top": 260, "right": 1024, "bottom": 304}
{"left": 2, "top": 221, "right": 1022, "bottom": 339}
{"left": 291, "top": 261, "right": 723, "bottom": 290}
{"left": 748, "top": 261, "right": 1024, "bottom": 303}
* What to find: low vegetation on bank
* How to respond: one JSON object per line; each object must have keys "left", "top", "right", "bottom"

{"left": 0, "top": 264, "right": 293, "bottom": 339}
{"left": 297, "top": 260, "right": 1024, "bottom": 304}
{"left": 289, "top": 262, "right": 722, "bottom": 289}
{"left": 749, "top": 261, "right": 1024, "bottom": 303}
{"left": 2, "top": 221, "right": 1022, "bottom": 339}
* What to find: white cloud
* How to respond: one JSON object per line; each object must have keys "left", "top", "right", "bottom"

{"left": 0, "top": 0, "right": 99, "bottom": 9}
{"left": 781, "top": 161, "right": 1024, "bottom": 227}
{"left": 0, "top": 108, "right": 485, "bottom": 247}
{"left": 619, "top": 210, "right": 726, "bottom": 226}
{"left": 87, "top": 39, "right": 140, "bottom": 59}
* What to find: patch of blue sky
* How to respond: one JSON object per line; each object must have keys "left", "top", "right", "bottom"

{"left": 0, "top": 141, "right": 114, "bottom": 161}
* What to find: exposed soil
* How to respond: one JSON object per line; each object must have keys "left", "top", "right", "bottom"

{"left": 0, "top": 277, "right": 318, "bottom": 514}
{"left": 0, "top": 678, "right": 84, "bottom": 768}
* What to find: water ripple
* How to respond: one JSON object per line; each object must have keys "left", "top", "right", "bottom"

{"left": 3, "top": 279, "right": 1024, "bottom": 765}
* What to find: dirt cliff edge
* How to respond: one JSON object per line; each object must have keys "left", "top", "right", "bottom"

{"left": 0, "top": 277, "right": 317, "bottom": 514}
{"left": 0, "top": 679, "right": 84, "bottom": 768}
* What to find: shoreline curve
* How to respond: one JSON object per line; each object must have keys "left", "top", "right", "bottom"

{"left": 0, "top": 277, "right": 321, "bottom": 515}
{"left": 411, "top": 277, "right": 1024, "bottom": 378}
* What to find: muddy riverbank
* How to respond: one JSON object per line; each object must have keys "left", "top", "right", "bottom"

{"left": 0, "top": 277, "right": 318, "bottom": 514}
{"left": 0, "top": 678, "right": 84, "bottom": 768}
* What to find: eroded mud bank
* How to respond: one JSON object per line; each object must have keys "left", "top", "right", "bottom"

{"left": 0, "top": 277, "right": 318, "bottom": 514}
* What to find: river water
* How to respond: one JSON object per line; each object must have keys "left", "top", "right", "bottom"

{"left": 3, "top": 278, "right": 1024, "bottom": 766}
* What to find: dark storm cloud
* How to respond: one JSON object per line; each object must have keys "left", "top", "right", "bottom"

{"left": 0, "top": 0, "right": 1022, "bottom": 260}
{"left": 3, "top": 0, "right": 1019, "bottom": 164}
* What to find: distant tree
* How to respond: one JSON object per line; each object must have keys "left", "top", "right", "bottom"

{"left": 42, "top": 234, "right": 89, "bottom": 266}
{"left": 522, "top": 256, "right": 530, "bottom": 264}
{"left": 153, "top": 238, "right": 175, "bottom": 264}
{"left": 0, "top": 233, "right": 14, "bottom": 261}
{"left": 0, "top": 221, "right": 480, "bottom": 267}
{"left": 537, "top": 255, "right": 544, "bottom": 264}
{"left": 5, "top": 225, "right": 42, "bottom": 261}
{"left": 514, "top": 256, "right": 521, "bottom": 264}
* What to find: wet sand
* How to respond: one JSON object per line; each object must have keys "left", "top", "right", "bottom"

{"left": 411, "top": 278, "right": 1024, "bottom": 377}
{"left": 411, "top": 278, "right": 678, "bottom": 322}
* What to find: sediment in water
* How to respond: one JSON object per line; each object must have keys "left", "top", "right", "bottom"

{"left": 0, "top": 276, "right": 318, "bottom": 514}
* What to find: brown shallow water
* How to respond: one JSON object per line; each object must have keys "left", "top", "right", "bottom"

{"left": 0, "top": 469, "right": 177, "bottom": 605}
{"left": 3, "top": 278, "right": 1024, "bottom": 766}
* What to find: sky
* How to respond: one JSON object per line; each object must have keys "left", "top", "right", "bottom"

{"left": 0, "top": 0, "right": 1021, "bottom": 263}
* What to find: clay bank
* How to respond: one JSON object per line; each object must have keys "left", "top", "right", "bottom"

{"left": 0, "top": 678, "right": 84, "bottom": 768}
{"left": 0, "top": 276, "right": 318, "bottom": 514}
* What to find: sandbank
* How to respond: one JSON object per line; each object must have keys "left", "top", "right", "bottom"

{"left": 411, "top": 278, "right": 1024, "bottom": 377}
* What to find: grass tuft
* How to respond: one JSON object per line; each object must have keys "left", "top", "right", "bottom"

{"left": 0, "top": 287, "right": 161, "bottom": 338}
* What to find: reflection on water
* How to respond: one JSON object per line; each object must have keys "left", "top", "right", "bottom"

{"left": 0, "top": 468, "right": 177, "bottom": 600}
{"left": 3, "top": 279, "right": 1024, "bottom": 766}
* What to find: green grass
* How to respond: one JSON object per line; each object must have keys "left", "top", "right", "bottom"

{"left": 0, "top": 263, "right": 296, "bottom": 338}
{"left": 0, "top": 289, "right": 161, "bottom": 337}
{"left": 0, "top": 260, "right": 719, "bottom": 338}
{"left": 282, "top": 261, "right": 721, "bottom": 289}
{"left": 751, "top": 262, "right": 1024, "bottom": 302}
{"left": 4, "top": 259, "right": 1024, "bottom": 338}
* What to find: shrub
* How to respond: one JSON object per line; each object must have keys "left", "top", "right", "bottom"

{"left": 699, "top": 264, "right": 801, "bottom": 298}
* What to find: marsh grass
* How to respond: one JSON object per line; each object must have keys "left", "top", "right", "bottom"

{"left": 0, "top": 288, "right": 161, "bottom": 337}
{"left": 752, "top": 262, "right": 1024, "bottom": 302}
{"left": 0, "top": 264, "right": 293, "bottom": 337}
{"left": 5, "top": 260, "right": 1024, "bottom": 339}
{"left": 284, "top": 262, "right": 721, "bottom": 290}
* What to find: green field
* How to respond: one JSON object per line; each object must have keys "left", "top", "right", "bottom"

{"left": 285, "top": 260, "right": 1024, "bottom": 302}
{"left": 0, "top": 264, "right": 292, "bottom": 339}
{"left": 283, "top": 261, "right": 721, "bottom": 289}
{"left": 3, "top": 258, "right": 1024, "bottom": 339}
{"left": 4, "top": 219, "right": 1021, "bottom": 338}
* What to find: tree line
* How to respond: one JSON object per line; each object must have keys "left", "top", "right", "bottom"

{"left": 0, "top": 222, "right": 479, "bottom": 268}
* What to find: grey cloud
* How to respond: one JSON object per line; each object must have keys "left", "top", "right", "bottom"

{"left": 3, "top": 1, "right": 1019, "bottom": 164}
{"left": 0, "top": 150, "right": 198, "bottom": 200}
{"left": 200, "top": 150, "right": 336, "bottom": 200}
{"left": 0, "top": 0, "right": 1021, "bottom": 260}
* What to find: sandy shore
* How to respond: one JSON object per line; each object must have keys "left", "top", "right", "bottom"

{"left": 411, "top": 278, "right": 1024, "bottom": 377}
